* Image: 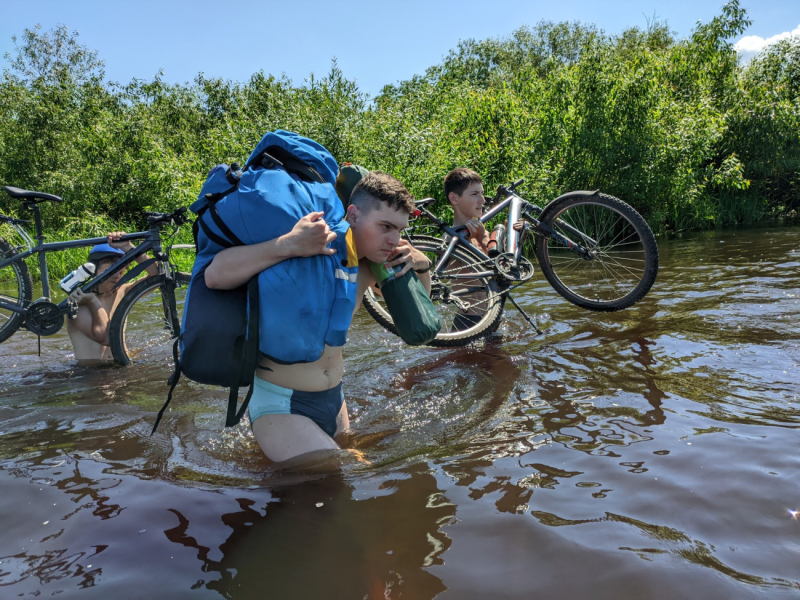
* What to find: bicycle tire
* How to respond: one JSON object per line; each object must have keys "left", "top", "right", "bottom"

{"left": 0, "top": 237, "right": 33, "bottom": 343}
{"left": 534, "top": 192, "right": 658, "bottom": 311}
{"left": 362, "top": 235, "right": 504, "bottom": 346}
{"left": 108, "top": 271, "right": 191, "bottom": 365}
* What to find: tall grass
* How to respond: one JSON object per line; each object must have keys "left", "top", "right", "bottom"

{"left": 0, "top": 1, "right": 798, "bottom": 286}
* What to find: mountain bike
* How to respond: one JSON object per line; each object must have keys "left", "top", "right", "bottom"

{"left": 363, "top": 181, "right": 659, "bottom": 346}
{"left": 0, "top": 185, "right": 191, "bottom": 363}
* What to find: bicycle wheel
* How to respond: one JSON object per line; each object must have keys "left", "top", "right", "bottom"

{"left": 363, "top": 235, "right": 504, "bottom": 346}
{"left": 534, "top": 192, "right": 658, "bottom": 311}
{"left": 108, "top": 271, "right": 191, "bottom": 365}
{"left": 0, "top": 237, "right": 33, "bottom": 343}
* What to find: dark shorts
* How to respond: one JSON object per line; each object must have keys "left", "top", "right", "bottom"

{"left": 248, "top": 376, "right": 344, "bottom": 438}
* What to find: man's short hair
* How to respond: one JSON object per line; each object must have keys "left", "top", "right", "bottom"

{"left": 444, "top": 168, "right": 483, "bottom": 199}
{"left": 350, "top": 171, "right": 415, "bottom": 215}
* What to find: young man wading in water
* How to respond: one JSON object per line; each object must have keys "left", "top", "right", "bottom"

{"left": 204, "top": 172, "right": 431, "bottom": 463}
{"left": 445, "top": 168, "right": 490, "bottom": 254}
{"left": 67, "top": 233, "right": 158, "bottom": 365}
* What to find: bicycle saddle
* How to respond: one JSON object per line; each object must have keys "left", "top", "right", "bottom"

{"left": 3, "top": 186, "right": 63, "bottom": 203}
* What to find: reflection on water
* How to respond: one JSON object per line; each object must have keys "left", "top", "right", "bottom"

{"left": 1, "top": 223, "right": 799, "bottom": 598}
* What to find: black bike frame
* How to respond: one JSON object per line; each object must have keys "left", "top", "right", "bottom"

{"left": 0, "top": 202, "right": 163, "bottom": 315}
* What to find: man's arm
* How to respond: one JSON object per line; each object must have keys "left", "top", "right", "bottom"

{"left": 205, "top": 212, "right": 337, "bottom": 290}
{"left": 108, "top": 231, "right": 159, "bottom": 277}
{"left": 68, "top": 289, "right": 111, "bottom": 345}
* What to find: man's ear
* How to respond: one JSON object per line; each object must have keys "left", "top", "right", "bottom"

{"left": 447, "top": 191, "right": 458, "bottom": 206}
{"left": 346, "top": 204, "right": 360, "bottom": 225}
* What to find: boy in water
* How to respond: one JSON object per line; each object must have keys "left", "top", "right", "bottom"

{"left": 444, "top": 167, "right": 524, "bottom": 331}
{"left": 204, "top": 172, "right": 431, "bottom": 463}
{"left": 67, "top": 232, "right": 158, "bottom": 364}
{"left": 444, "top": 168, "right": 490, "bottom": 254}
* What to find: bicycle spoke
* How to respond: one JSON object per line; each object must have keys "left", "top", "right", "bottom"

{"left": 541, "top": 197, "right": 654, "bottom": 305}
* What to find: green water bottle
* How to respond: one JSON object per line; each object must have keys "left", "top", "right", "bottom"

{"left": 366, "top": 260, "right": 441, "bottom": 345}
{"left": 369, "top": 261, "right": 404, "bottom": 285}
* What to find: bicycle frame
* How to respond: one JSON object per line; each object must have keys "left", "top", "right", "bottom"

{"left": 0, "top": 202, "right": 166, "bottom": 316}
{"left": 412, "top": 185, "right": 599, "bottom": 280}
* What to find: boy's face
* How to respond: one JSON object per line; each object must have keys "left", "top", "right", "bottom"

{"left": 96, "top": 258, "right": 125, "bottom": 292}
{"left": 449, "top": 181, "right": 485, "bottom": 220}
{"left": 348, "top": 202, "right": 410, "bottom": 263}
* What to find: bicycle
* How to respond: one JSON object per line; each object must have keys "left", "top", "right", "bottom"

{"left": 363, "top": 181, "right": 659, "bottom": 346}
{"left": 0, "top": 185, "right": 192, "bottom": 363}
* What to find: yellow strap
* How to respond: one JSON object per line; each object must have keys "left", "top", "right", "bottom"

{"left": 345, "top": 228, "right": 358, "bottom": 267}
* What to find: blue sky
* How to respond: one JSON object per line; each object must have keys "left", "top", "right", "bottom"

{"left": 1, "top": 0, "right": 798, "bottom": 96}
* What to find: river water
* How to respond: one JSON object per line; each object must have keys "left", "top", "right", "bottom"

{"left": 1, "top": 223, "right": 798, "bottom": 599}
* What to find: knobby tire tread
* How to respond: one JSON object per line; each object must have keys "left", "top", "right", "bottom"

{"left": 0, "top": 237, "right": 33, "bottom": 343}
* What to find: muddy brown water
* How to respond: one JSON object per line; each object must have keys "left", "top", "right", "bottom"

{"left": 1, "top": 224, "right": 798, "bottom": 599}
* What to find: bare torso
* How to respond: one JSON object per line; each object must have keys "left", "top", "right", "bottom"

{"left": 256, "top": 344, "right": 344, "bottom": 391}
{"left": 66, "top": 288, "right": 127, "bottom": 364}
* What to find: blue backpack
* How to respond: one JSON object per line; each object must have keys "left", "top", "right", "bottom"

{"left": 153, "top": 131, "right": 358, "bottom": 434}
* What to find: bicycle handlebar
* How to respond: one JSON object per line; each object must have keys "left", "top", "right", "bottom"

{"left": 145, "top": 206, "right": 189, "bottom": 227}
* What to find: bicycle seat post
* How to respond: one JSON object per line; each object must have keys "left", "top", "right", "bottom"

{"left": 25, "top": 202, "right": 45, "bottom": 241}
{"left": 26, "top": 202, "right": 52, "bottom": 298}
{"left": 507, "top": 195, "right": 522, "bottom": 257}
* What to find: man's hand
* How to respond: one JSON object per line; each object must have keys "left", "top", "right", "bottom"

{"left": 69, "top": 288, "right": 98, "bottom": 307}
{"left": 464, "top": 218, "right": 487, "bottom": 241}
{"left": 385, "top": 239, "right": 430, "bottom": 277}
{"left": 108, "top": 231, "right": 134, "bottom": 252}
{"left": 282, "top": 211, "right": 337, "bottom": 257}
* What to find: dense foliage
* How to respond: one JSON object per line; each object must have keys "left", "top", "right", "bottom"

{"left": 1, "top": 1, "right": 798, "bottom": 279}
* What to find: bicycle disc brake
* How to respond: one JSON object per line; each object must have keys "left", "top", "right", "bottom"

{"left": 25, "top": 300, "right": 65, "bottom": 336}
{"left": 495, "top": 253, "right": 534, "bottom": 283}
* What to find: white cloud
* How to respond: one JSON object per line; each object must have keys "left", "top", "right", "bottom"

{"left": 735, "top": 24, "right": 800, "bottom": 63}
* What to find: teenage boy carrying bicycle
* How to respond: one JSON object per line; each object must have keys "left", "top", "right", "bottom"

{"left": 67, "top": 232, "right": 158, "bottom": 364}
{"left": 444, "top": 168, "right": 491, "bottom": 253}
{"left": 444, "top": 168, "right": 525, "bottom": 254}
{"left": 444, "top": 168, "right": 523, "bottom": 331}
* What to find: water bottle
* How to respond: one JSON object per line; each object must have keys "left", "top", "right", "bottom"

{"left": 488, "top": 223, "right": 506, "bottom": 258}
{"left": 59, "top": 262, "right": 96, "bottom": 293}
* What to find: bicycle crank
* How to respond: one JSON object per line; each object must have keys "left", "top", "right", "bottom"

{"left": 495, "top": 253, "right": 535, "bottom": 283}
{"left": 24, "top": 299, "right": 65, "bottom": 336}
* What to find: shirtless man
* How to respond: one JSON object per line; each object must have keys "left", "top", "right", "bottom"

{"left": 204, "top": 172, "right": 431, "bottom": 463}
{"left": 66, "top": 233, "right": 159, "bottom": 364}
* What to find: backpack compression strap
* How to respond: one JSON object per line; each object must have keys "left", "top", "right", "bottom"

{"left": 225, "top": 277, "right": 260, "bottom": 427}
{"left": 152, "top": 336, "right": 182, "bottom": 435}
